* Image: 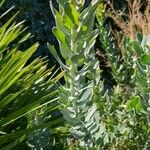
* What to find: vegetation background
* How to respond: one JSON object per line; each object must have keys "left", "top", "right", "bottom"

{"left": 0, "top": 0, "right": 149, "bottom": 149}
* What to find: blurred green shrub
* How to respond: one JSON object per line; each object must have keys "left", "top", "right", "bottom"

{"left": 95, "top": 2, "right": 150, "bottom": 149}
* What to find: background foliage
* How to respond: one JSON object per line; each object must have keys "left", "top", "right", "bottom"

{"left": 0, "top": 0, "right": 150, "bottom": 149}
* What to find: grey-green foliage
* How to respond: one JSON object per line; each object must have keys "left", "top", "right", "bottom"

{"left": 132, "top": 34, "right": 150, "bottom": 112}
{"left": 96, "top": 7, "right": 134, "bottom": 86}
{"left": 96, "top": 5, "right": 150, "bottom": 149}
{"left": 48, "top": 0, "right": 102, "bottom": 148}
{"left": 27, "top": 110, "right": 51, "bottom": 150}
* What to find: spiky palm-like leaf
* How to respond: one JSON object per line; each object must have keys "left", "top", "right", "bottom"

{"left": 0, "top": 2, "right": 64, "bottom": 149}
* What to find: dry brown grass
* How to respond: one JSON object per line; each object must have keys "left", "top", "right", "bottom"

{"left": 107, "top": 0, "right": 150, "bottom": 39}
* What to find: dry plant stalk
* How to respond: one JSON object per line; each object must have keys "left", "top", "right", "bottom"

{"left": 108, "top": 0, "right": 150, "bottom": 40}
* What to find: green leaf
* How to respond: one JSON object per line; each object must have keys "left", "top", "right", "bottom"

{"left": 85, "top": 104, "right": 97, "bottom": 122}
{"left": 52, "top": 27, "right": 70, "bottom": 59}
{"left": 61, "top": 109, "right": 77, "bottom": 123}
{"left": 0, "top": 44, "right": 39, "bottom": 95}
{"left": 47, "top": 43, "right": 69, "bottom": 70}
{"left": 0, "top": 91, "right": 58, "bottom": 127}
{"left": 141, "top": 54, "right": 150, "bottom": 65}
{"left": 80, "top": 0, "right": 99, "bottom": 32}
{"left": 50, "top": 1, "right": 70, "bottom": 36}
{"left": 76, "top": 88, "right": 92, "bottom": 107}
{"left": 0, "top": 13, "right": 19, "bottom": 41}
{"left": 136, "top": 32, "right": 143, "bottom": 43}
{"left": 127, "top": 96, "right": 143, "bottom": 112}
{"left": 0, "top": 92, "right": 21, "bottom": 110}
{"left": 0, "top": 0, "right": 5, "bottom": 8}
{"left": 132, "top": 41, "right": 143, "bottom": 57}
{"left": 71, "top": 54, "right": 85, "bottom": 66}
{"left": 63, "top": 2, "right": 79, "bottom": 28}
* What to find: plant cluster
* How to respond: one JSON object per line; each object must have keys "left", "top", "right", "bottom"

{"left": 0, "top": 0, "right": 150, "bottom": 149}
{"left": 95, "top": 1, "right": 150, "bottom": 149}
{"left": 49, "top": 0, "right": 102, "bottom": 148}
{"left": 49, "top": 0, "right": 150, "bottom": 149}
{"left": 0, "top": 1, "right": 65, "bottom": 149}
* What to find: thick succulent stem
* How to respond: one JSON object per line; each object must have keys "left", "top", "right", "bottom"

{"left": 49, "top": 0, "right": 102, "bottom": 147}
